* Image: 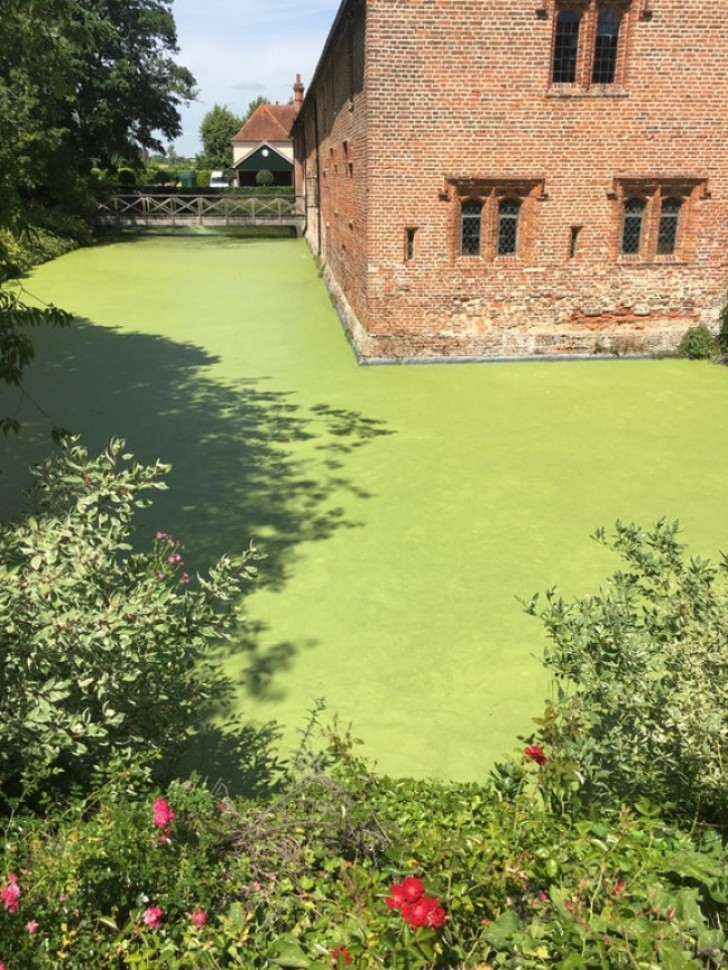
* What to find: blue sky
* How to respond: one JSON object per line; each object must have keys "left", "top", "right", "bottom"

{"left": 171, "top": 0, "right": 341, "bottom": 157}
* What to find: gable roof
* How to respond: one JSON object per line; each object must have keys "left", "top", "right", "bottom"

{"left": 232, "top": 103, "right": 297, "bottom": 143}
{"left": 232, "top": 142, "right": 292, "bottom": 171}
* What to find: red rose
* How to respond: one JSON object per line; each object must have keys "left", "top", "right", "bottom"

{"left": 400, "top": 876, "right": 424, "bottom": 901}
{"left": 385, "top": 882, "right": 406, "bottom": 910}
{"left": 330, "top": 945, "right": 353, "bottom": 966}
{"left": 425, "top": 902, "right": 447, "bottom": 929}
{"left": 402, "top": 895, "right": 446, "bottom": 929}
{"left": 524, "top": 744, "right": 547, "bottom": 766}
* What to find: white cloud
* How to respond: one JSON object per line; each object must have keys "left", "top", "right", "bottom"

{"left": 170, "top": 0, "right": 340, "bottom": 156}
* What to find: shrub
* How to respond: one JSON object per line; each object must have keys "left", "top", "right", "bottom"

{"left": 2, "top": 734, "right": 728, "bottom": 968}
{"left": 255, "top": 168, "right": 274, "bottom": 186}
{"left": 0, "top": 437, "right": 258, "bottom": 804}
{"left": 718, "top": 298, "right": 728, "bottom": 354}
{"left": 526, "top": 519, "right": 728, "bottom": 825}
{"left": 677, "top": 324, "right": 716, "bottom": 359}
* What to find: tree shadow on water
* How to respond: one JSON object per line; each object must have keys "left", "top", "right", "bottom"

{"left": 0, "top": 318, "right": 393, "bottom": 795}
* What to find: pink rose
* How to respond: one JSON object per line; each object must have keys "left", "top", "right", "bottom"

{"left": 1, "top": 874, "right": 20, "bottom": 913}
{"left": 26, "top": 919, "right": 39, "bottom": 935}
{"left": 152, "top": 798, "right": 175, "bottom": 830}
{"left": 188, "top": 909, "right": 207, "bottom": 927}
{"left": 143, "top": 905, "right": 164, "bottom": 929}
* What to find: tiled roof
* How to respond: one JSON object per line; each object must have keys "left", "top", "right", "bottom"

{"left": 232, "top": 104, "right": 296, "bottom": 143}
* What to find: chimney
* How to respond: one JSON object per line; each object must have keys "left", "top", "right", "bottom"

{"left": 293, "top": 73, "right": 305, "bottom": 113}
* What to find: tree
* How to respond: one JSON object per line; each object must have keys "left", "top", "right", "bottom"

{"left": 243, "top": 95, "right": 270, "bottom": 124}
{"left": 199, "top": 104, "right": 242, "bottom": 169}
{"left": 0, "top": 0, "right": 196, "bottom": 221}
{"left": 0, "top": 0, "right": 196, "bottom": 433}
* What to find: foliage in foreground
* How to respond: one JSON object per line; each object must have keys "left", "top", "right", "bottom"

{"left": 526, "top": 519, "right": 728, "bottom": 827}
{"left": 0, "top": 438, "right": 257, "bottom": 804}
{"left": 3, "top": 436, "right": 728, "bottom": 968}
{"left": 3, "top": 736, "right": 728, "bottom": 969}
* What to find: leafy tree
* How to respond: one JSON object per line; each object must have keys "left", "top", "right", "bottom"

{"left": 199, "top": 104, "right": 242, "bottom": 169}
{"left": 243, "top": 95, "right": 270, "bottom": 124}
{"left": 0, "top": 437, "right": 257, "bottom": 803}
{"left": 0, "top": 0, "right": 196, "bottom": 434}
{"left": 527, "top": 519, "right": 728, "bottom": 825}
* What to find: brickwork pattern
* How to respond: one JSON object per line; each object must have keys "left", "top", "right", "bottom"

{"left": 295, "top": 0, "right": 728, "bottom": 359}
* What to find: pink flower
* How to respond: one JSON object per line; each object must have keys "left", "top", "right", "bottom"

{"left": 1, "top": 874, "right": 21, "bottom": 912}
{"left": 143, "top": 905, "right": 164, "bottom": 929}
{"left": 188, "top": 909, "right": 207, "bottom": 927}
{"left": 152, "top": 798, "right": 176, "bottom": 830}
{"left": 0, "top": 960, "right": 6, "bottom": 969}
{"left": 26, "top": 919, "right": 39, "bottom": 935}
{"left": 155, "top": 531, "right": 167, "bottom": 540}
{"left": 180, "top": 572, "right": 190, "bottom": 585}
{"left": 330, "top": 946, "right": 353, "bottom": 966}
{"left": 524, "top": 744, "right": 548, "bottom": 766}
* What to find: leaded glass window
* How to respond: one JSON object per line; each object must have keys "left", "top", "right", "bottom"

{"left": 461, "top": 200, "right": 482, "bottom": 256}
{"left": 592, "top": 10, "right": 621, "bottom": 83}
{"left": 621, "top": 198, "right": 645, "bottom": 255}
{"left": 498, "top": 198, "right": 520, "bottom": 256}
{"left": 553, "top": 10, "right": 580, "bottom": 83}
{"left": 656, "top": 197, "right": 681, "bottom": 255}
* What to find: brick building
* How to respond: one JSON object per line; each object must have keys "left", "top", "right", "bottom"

{"left": 292, "top": 0, "right": 728, "bottom": 360}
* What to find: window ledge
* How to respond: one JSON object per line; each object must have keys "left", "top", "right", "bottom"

{"left": 547, "top": 86, "right": 629, "bottom": 99}
{"left": 617, "top": 257, "right": 688, "bottom": 267}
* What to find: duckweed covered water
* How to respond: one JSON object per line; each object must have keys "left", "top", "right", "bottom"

{"left": 3, "top": 233, "right": 728, "bottom": 781}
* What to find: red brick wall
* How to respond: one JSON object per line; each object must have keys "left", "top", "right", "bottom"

{"left": 298, "top": 0, "right": 728, "bottom": 359}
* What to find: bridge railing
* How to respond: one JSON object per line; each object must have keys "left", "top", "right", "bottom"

{"left": 96, "top": 194, "right": 304, "bottom": 226}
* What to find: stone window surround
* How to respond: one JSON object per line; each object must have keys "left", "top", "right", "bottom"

{"left": 608, "top": 177, "right": 709, "bottom": 264}
{"left": 445, "top": 177, "right": 547, "bottom": 262}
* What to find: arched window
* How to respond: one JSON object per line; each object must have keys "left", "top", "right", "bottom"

{"left": 553, "top": 10, "right": 581, "bottom": 83}
{"left": 461, "top": 200, "right": 482, "bottom": 256}
{"left": 592, "top": 10, "right": 622, "bottom": 83}
{"left": 656, "top": 197, "right": 681, "bottom": 255}
{"left": 621, "top": 198, "right": 645, "bottom": 254}
{"left": 497, "top": 198, "right": 520, "bottom": 256}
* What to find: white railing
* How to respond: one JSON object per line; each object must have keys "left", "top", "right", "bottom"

{"left": 96, "top": 194, "right": 304, "bottom": 227}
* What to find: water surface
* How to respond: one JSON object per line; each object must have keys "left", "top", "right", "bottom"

{"left": 3, "top": 232, "right": 727, "bottom": 781}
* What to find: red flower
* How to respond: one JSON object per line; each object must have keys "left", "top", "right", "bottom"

{"left": 425, "top": 902, "right": 447, "bottom": 929}
{"left": 330, "top": 945, "right": 353, "bottom": 966}
{"left": 385, "top": 882, "right": 407, "bottom": 910}
{"left": 400, "top": 876, "right": 424, "bottom": 901}
{"left": 402, "top": 895, "right": 447, "bottom": 928}
{"left": 613, "top": 880, "right": 627, "bottom": 895}
{"left": 524, "top": 744, "right": 547, "bottom": 766}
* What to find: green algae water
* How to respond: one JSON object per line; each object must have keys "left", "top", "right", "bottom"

{"left": 3, "top": 232, "right": 728, "bottom": 781}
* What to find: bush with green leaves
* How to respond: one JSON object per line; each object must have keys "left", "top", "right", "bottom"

{"left": 677, "top": 324, "right": 716, "bottom": 359}
{"left": 526, "top": 519, "right": 728, "bottom": 826}
{"left": 3, "top": 731, "right": 728, "bottom": 969}
{"left": 0, "top": 437, "right": 257, "bottom": 804}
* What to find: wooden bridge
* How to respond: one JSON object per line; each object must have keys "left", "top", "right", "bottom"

{"left": 96, "top": 193, "right": 305, "bottom": 230}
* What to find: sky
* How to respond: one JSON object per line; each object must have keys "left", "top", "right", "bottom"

{"left": 170, "top": 0, "right": 341, "bottom": 158}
